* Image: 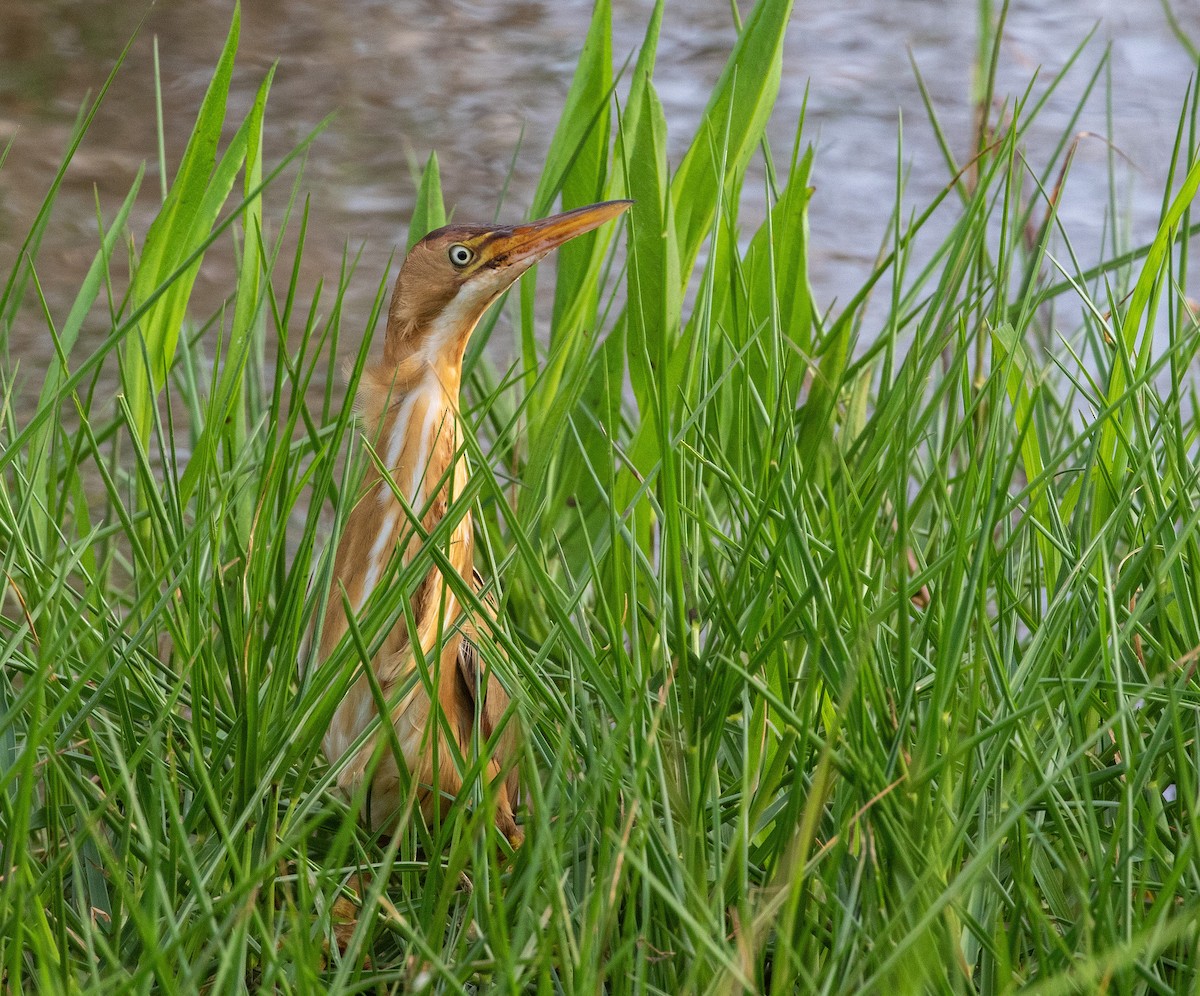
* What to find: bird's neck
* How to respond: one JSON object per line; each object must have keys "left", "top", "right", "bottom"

{"left": 325, "top": 354, "right": 474, "bottom": 617}
{"left": 362, "top": 357, "right": 466, "bottom": 514}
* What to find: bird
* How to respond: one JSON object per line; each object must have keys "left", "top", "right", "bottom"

{"left": 319, "top": 199, "right": 632, "bottom": 845}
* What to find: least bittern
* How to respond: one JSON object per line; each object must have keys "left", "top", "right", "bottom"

{"left": 320, "top": 199, "right": 631, "bottom": 843}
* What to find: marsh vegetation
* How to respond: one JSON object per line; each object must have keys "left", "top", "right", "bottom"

{"left": 2, "top": 1, "right": 1200, "bottom": 991}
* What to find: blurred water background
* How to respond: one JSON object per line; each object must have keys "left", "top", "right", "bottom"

{"left": 1, "top": 0, "right": 1197, "bottom": 391}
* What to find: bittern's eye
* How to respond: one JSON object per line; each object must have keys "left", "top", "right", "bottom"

{"left": 448, "top": 244, "right": 474, "bottom": 268}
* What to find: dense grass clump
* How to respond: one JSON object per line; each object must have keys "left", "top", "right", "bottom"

{"left": 3, "top": 1, "right": 1200, "bottom": 991}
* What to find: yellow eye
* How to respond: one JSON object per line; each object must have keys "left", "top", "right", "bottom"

{"left": 448, "top": 244, "right": 474, "bottom": 267}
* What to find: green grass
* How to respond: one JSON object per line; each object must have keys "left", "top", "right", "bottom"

{"left": 3, "top": 0, "right": 1200, "bottom": 991}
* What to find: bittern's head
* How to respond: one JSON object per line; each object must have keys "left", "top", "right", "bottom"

{"left": 384, "top": 199, "right": 632, "bottom": 368}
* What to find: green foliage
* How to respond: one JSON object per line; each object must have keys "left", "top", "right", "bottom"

{"left": 407, "top": 152, "right": 447, "bottom": 251}
{"left": 3, "top": 0, "right": 1200, "bottom": 992}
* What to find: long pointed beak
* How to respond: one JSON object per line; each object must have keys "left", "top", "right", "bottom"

{"left": 490, "top": 199, "right": 632, "bottom": 266}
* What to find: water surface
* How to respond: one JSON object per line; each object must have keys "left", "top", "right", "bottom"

{"left": 2, "top": 1, "right": 1197, "bottom": 387}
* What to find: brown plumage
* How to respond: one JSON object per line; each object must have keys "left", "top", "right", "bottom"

{"left": 320, "top": 200, "right": 631, "bottom": 844}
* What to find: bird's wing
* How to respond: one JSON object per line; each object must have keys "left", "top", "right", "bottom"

{"left": 457, "top": 568, "right": 521, "bottom": 805}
